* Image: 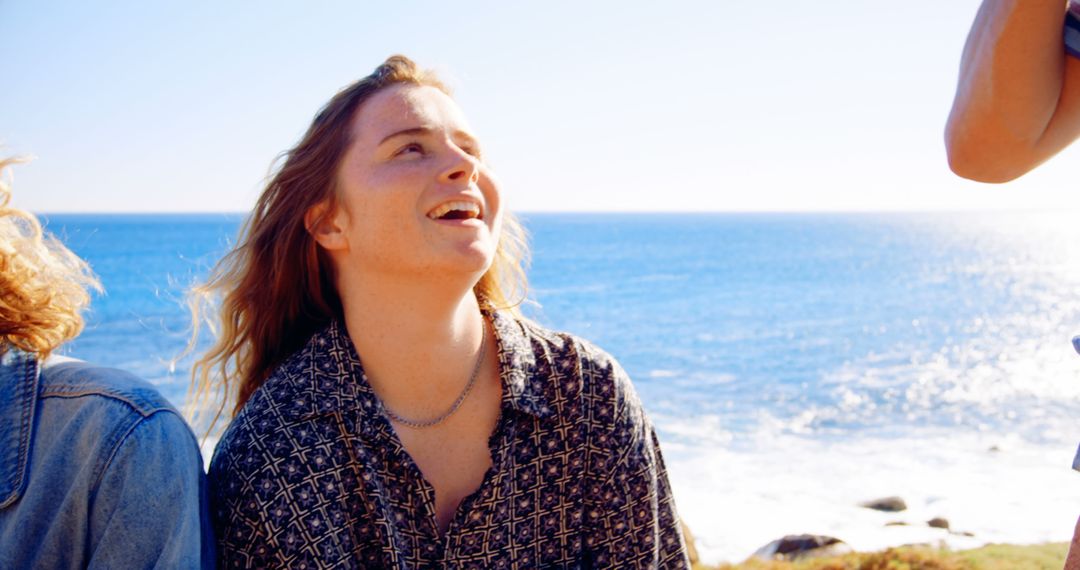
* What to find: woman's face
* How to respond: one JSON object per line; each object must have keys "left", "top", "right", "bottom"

{"left": 321, "top": 83, "right": 503, "bottom": 285}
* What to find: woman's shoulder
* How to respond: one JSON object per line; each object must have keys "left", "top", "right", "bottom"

{"left": 224, "top": 324, "right": 343, "bottom": 424}
{"left": 507, "top": 315, "right": 653, "bottom": 455}
{"left": 34, "top": 356, "right": 202, "bottom": 472}
{"left": 211, "top": 365, "right": 308, "bottom": 458}
{"left": 0, "top": 353, "right": 202, "bottom": 470}
{"left": 210, "top": 323, "right": 353, "bottom": 464}
{"left": 509, "top": 314, "right": 618, "bottom": 365}
{"left": 507, "top": 314, "right": 643, "bottom": 413}
{"left": 36, "top": 355, "right": 182, "bottom": 418}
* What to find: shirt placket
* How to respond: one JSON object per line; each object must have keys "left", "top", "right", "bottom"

{"left": 365, "top": 414, "right": 446, "bottom": 565}
{"left": 437, "top": 409, "right": 517, "bottom": 568}
{"left": 336, "top": 392, "right": 437, "bottom": 568}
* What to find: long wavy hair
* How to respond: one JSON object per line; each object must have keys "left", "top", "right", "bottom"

{"left": 189, "top": 56, "right": 530, "bottom": 430}
{"left": 0, "top": 157, "right": 102, "bottom": 359}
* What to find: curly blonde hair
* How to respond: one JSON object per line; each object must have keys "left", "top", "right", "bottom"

{"left": 0, "top": 158, "right": 101, "bottom": 358}
{"left": 188, "top": 56, "right": 530, "bottom": 431}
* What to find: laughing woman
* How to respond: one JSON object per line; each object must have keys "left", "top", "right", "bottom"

{"left": 194, "top": 56, "right": 690, "bottom": 569}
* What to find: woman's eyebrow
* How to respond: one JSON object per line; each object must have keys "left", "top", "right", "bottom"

{"left": 379, "top": 127, "right": 433, "bottom": 146}
{"left": 378, "top": 127, "right": 479, "bottom": 147}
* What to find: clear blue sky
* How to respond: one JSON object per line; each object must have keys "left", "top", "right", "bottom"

{"left": 3, "top": 0, "right": 1079, "bottom": 213}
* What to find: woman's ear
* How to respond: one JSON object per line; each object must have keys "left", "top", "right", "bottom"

{"left": 305, "top": 200, "right": 348, "bottom": 251}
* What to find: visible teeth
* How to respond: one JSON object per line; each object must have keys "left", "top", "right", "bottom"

{"left": 427, "top": 200, "right": 481, "bottom": 220}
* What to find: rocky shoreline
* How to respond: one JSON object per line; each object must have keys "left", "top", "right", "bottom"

{"left": 684, "top": 494, "right": 990, "bottom": 565}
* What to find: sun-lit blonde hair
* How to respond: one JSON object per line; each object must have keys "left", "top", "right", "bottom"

{"left": 0, "top": 158, "right": 101, "bottom": 359}
{"left": 189, "top": 55, "right": 530, "bottom": 430}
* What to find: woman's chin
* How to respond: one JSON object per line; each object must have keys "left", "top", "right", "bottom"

{"left": 415, "top": 243, "right": 495, "bottom": 282}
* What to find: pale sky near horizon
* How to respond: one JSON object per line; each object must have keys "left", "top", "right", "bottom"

{"left": 3, "top": 1, "right": 1080, "bottom": 213}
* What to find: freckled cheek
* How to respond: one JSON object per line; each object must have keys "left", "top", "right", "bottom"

{"left": 342, "top": 172, "right": 422, "bottom": 221}
{"left": 365, "top": 171, "right": 431, "bottom": 213}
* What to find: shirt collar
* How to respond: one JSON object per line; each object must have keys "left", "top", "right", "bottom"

{"left": 277, "top": 310, "right": 555, "bottom": 423}
{"left": 488, "top": 309, "right": 556, "bottom": 420}
{"left": 0, "top": 349, "right": 40, "bottom": 510}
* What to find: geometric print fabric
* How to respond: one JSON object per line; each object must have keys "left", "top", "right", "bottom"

{"left": 209, "top": 310, "right": 691, "bottom": 569}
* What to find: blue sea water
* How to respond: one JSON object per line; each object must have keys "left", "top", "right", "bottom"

{"left": 40, "top": 211, "right": 1080, "bottom": 560}
{"left": 522, "top": 213, "right": 1080, "bottom": 445}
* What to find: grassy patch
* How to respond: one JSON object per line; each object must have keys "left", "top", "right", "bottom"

{"left": 695, "top": 542, "right": 1068, "bottom": 570}
{"left": 954, "top": 543, "right": 1068, "bottom": 570}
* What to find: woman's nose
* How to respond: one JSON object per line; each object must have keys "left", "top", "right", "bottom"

{"left": 440, "top": 148, "right": 480, "bottom": 184}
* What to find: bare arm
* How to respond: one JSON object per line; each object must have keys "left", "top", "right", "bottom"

{"left": 946, "top": 0, "right": 1080, "bottom": 182}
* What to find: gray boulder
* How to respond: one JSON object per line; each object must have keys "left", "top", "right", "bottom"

{"left": 859, "top": 496, "right": 908, "bottom": 512}
{"left": 752, "top": 534, "right": 852, "bottom": 561}
{"left": 927, "top": 517, "right": 950, "bottom": 530}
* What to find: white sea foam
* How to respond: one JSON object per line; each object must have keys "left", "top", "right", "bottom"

{"left": 661, "top": 425, "right": 1080, "bottom": 564}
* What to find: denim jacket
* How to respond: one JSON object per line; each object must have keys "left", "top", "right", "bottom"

{"left": 0, "top": 349, "right": 214, "bottom": 569}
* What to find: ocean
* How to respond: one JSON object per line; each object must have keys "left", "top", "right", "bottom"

{"left": 40, "top": 211, "right": 1080, "bottom": 563}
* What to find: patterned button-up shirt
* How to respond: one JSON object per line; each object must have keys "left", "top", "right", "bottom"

{"left": 208, "top": 310, "right": 690, "bottom": 569}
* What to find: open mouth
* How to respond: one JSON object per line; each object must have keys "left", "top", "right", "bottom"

{"left": 427, "top": 200, "right": 482, "bottom": 221}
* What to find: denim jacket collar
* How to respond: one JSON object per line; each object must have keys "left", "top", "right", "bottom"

{"left": 271, "top": 310, "right": 555, "bottom": 424}
{"left": 0, "top": 349, "right": 40, "bottom": 509}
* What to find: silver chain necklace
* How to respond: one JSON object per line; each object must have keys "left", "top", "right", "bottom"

{"left": 381, "top": 321, "right": 488, "bottom": 429}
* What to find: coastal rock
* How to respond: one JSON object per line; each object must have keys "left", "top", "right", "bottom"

{"left": 859, "top": 496, "right": 907, "bottom": 512}
{"left": 752, "top": 534, "right": 852, "bottom": 561}
{"left": 927, "top": 517, "right": 950, "bottom": 530}
{"left": 680, "top": 520, "right": 699, "bottom": 564}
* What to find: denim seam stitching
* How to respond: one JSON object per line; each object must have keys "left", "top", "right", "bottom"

{"left": 39, "top": 388, "right": 167, "bottom": 418}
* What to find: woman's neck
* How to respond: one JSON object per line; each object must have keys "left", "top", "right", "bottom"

{"left": 337, "top": 272, "right": 489, "bottom": 415}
